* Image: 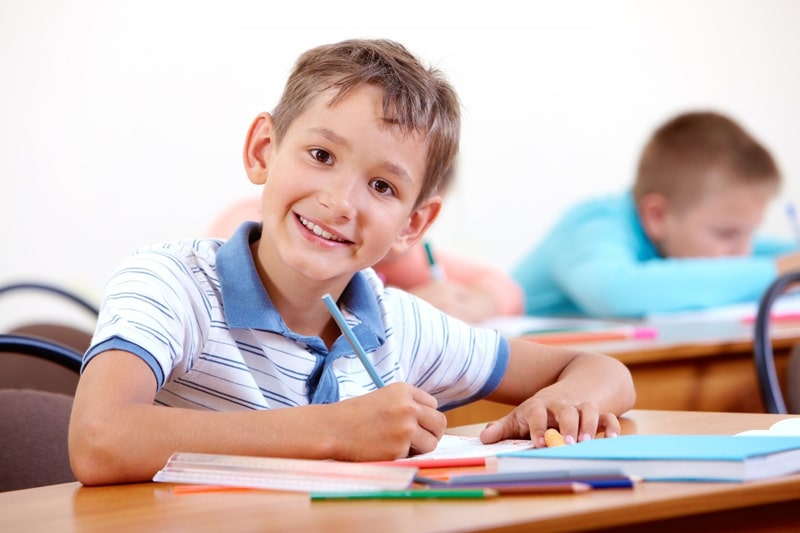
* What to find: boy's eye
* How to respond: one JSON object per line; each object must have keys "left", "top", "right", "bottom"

{"left": 714, "top": 228, "right": 747, "bottom": 241}
{"left": 310, "top": 148, "right": 333, "bottom": 165}
{"left": 370, "top": 179, "right": 395, "bottom": 196}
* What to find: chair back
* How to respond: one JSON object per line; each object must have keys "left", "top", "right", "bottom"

{"left": 0, "top": 282, "right": 99, "bottom": 317}
{"left": 0, "top": 282, "right": 96, "bottom": 394}
{"left": 0, "top": 388, "right": 76, "bottom": 491}
{"left": 753, "top": 271, "right": 800, "bottom": 414}
{"left": 0, "top": 333, "right": 84, "bottom": 395}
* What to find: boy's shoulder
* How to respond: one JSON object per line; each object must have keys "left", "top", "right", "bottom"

{"left": 128, "top": 236, "right": 226, "bottom": 270}
{"left": 557, "top": 190, "right": 636, "bottom": 226}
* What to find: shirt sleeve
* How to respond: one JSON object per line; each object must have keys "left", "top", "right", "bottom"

{"left": 84, "top": 245, "right": 213, "bottom": 387}
{"left": 383, "top": 289, "right": 509, "bottom": 410}
{"left": 753, "top": 235, "right": 798, "bottom": 256}
{"left": 552, "top": 217, "right": 781, "bottom": 317}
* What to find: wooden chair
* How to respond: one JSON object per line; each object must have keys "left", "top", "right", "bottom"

{"left": 753, "top": 271, "right": 800, "bottom": 414}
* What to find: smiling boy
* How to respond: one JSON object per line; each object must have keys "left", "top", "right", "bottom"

{"left": 69, "top": 39, "right": 634, "bottom": 486}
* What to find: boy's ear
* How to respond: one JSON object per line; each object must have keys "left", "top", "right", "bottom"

{"left": 243, "top": 112, "right": 275, "bottom": 185}
{"left": 390, "top": 196, "right": 443, "bottom": 254}
{"left": 638, "top": 192, "right": 670, "bottom": 241}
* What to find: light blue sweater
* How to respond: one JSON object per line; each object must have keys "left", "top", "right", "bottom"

{"left": 512, "top": 191, "right": 796, "bottom": 318}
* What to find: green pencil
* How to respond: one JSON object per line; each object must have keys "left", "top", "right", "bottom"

{"left": 310, "top": 488, "right": 498, "bottom": 501}
{"left": 423, "top": 241, "right": 445, "bottom": 281}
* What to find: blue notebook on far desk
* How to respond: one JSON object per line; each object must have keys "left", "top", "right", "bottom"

{"left": 490, "top": 435, "right": 800, "bottom": 482}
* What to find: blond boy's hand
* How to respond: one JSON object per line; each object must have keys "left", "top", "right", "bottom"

{"left": 776, "top": 250, "right": 800, "bottom": 276}
{"left": 327, "top": 382, "right": 447, "bottom": 461}
{"left": 477, "top": 395, "right": 621, "bottom": 448}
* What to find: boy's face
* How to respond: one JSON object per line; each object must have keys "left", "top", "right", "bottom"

{"left": 643, "top": 182, "right": 773, "bottom": 258}
{"left": 244, "top": 84, "right": 441, "bottom": 284}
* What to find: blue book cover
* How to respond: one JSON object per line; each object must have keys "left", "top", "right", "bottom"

{"left": 492, "top": 435, "right": 800, "bottom": 482}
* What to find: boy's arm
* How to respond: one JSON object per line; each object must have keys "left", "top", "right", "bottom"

{"left": 479, "top": 339, "right": 635, "bottom": 447}
{"left": 69, "top": 350, "right": 446, "bottom": 485}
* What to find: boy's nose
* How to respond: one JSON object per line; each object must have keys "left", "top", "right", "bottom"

{"left": 725, "top": 238, "right": 752, "bottom": 257}
{"left": 319, "top": 175, "right": 358, "bottom": 219}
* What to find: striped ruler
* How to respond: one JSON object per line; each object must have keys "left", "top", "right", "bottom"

{"left": 153, "top": 452, "right": 418, "bottom": 493}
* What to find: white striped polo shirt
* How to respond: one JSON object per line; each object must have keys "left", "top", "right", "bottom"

{"left": 84, "top": 222, "right": 509, "bottom": 411}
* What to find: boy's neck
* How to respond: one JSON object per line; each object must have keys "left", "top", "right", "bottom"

{"left": 251, "top": 240, "right": 347, "bottom": 348}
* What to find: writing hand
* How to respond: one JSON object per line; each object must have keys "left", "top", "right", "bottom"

{"left": 328, "top": 383, "right": 447, "bottom": 461}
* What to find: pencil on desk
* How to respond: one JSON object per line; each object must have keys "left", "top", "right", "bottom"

{"left": 310, "top": 488, "right": 498, "bottom": 501}
{"left": 423, "top": 241, "right": 446, "bottom": 281}
{"left": 322, "top": 293, "right": 385, "bottom": 388}
{"left": 457, "top": 481, "right": 593, "bottom": 494}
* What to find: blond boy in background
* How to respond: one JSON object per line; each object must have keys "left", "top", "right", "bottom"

{"left": 513, "top": 111, "right": 800, "bottom": 318}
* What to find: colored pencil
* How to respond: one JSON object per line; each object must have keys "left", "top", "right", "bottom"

{"left": 310, "top": 488, "right": 498, "bottom": 501}
{"left": 322, "top": 293, "right": 385, "bottom": 388}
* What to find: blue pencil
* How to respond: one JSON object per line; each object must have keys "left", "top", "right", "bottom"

{"left": 786, "top": 202, "right": 800, "bottom": 246}
{"left": 322, "top": 293, "right": 385, "bottom": 388}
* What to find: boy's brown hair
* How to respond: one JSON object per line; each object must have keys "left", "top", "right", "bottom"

{"left": 271, "top": 39, "right": 461, "bottom": 206}
{"left": 633, "top": 111, "right": 781, "bottom": 212}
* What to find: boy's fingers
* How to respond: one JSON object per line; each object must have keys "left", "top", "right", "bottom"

{"left": 480, "top": 403, "right": 547, "bottom": 445}
{"left": 478, "top": 419, "right": 506, "bottom": 444}
{"left": 599, "top": 413, "right": 621, "bottom": 438}
{"left": 575, "top": 402, "right": 600, "bottom": 443}
{"left": 411, "top": 386, "right": 439, "bottom": 410}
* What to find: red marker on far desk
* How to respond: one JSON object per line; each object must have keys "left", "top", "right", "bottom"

{"left": 520, "top": 325, "right": 658, "bottom": 345}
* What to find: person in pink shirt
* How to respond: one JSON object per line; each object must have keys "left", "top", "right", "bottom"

{"left": 208, "top": 196, "right": 523, "bottom": 323}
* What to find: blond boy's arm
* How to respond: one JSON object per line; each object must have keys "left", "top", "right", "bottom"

{"left": 69, "top": 350, "right": 446, "bottom": 485}
{"left": 775, "top": 250, "right": 800, "bottom": 275}
{"left": 480, "top": 339, "right": 635, "bottom": 447}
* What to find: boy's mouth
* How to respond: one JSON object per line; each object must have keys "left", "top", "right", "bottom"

{"left": 298, "top": 215, "right": 350, "bottom": 243}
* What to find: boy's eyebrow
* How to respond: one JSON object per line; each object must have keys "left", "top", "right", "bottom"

{"left": 308, "top": 127, "right": 413, "bottom": 184}
{"left": 309, "top": 127, "right": 350, "bottom": 149}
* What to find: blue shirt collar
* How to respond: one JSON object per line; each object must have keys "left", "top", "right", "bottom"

{"left": 216, "top": 221, "right": 385, "bottom": 344}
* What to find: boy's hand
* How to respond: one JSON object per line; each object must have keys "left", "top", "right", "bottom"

{"left": 776, "top": 251, "right": 800, "bottom": 277}
{"left": 478, "top": 395, "right": 621, "bottom": 447}
{"left": 328, "top": 382, "right": 447, "bottom": 461}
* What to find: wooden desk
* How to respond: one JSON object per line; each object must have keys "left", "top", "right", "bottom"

{"left": 1, "top": 410, "right": 798, "bottom": 532}
{"left": 446, "top": 320, "right": 800, "bottom": 427}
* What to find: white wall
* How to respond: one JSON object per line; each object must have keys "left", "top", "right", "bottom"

{"left": 2, "top": 0, "right": 799, "bottom": 327}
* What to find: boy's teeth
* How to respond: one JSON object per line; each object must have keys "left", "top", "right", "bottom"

{"left": 300, "top": 217, "right": 345, "bottom": 242}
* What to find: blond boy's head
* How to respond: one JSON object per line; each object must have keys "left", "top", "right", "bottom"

{"left": 271, "top": 39, "right": 460, "bottom": 206}
{"left": 633, "top": 111, "right": 781, "bottom": 212}
{"left": 634, "top": 111, "right": 782, "bottom": 258}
